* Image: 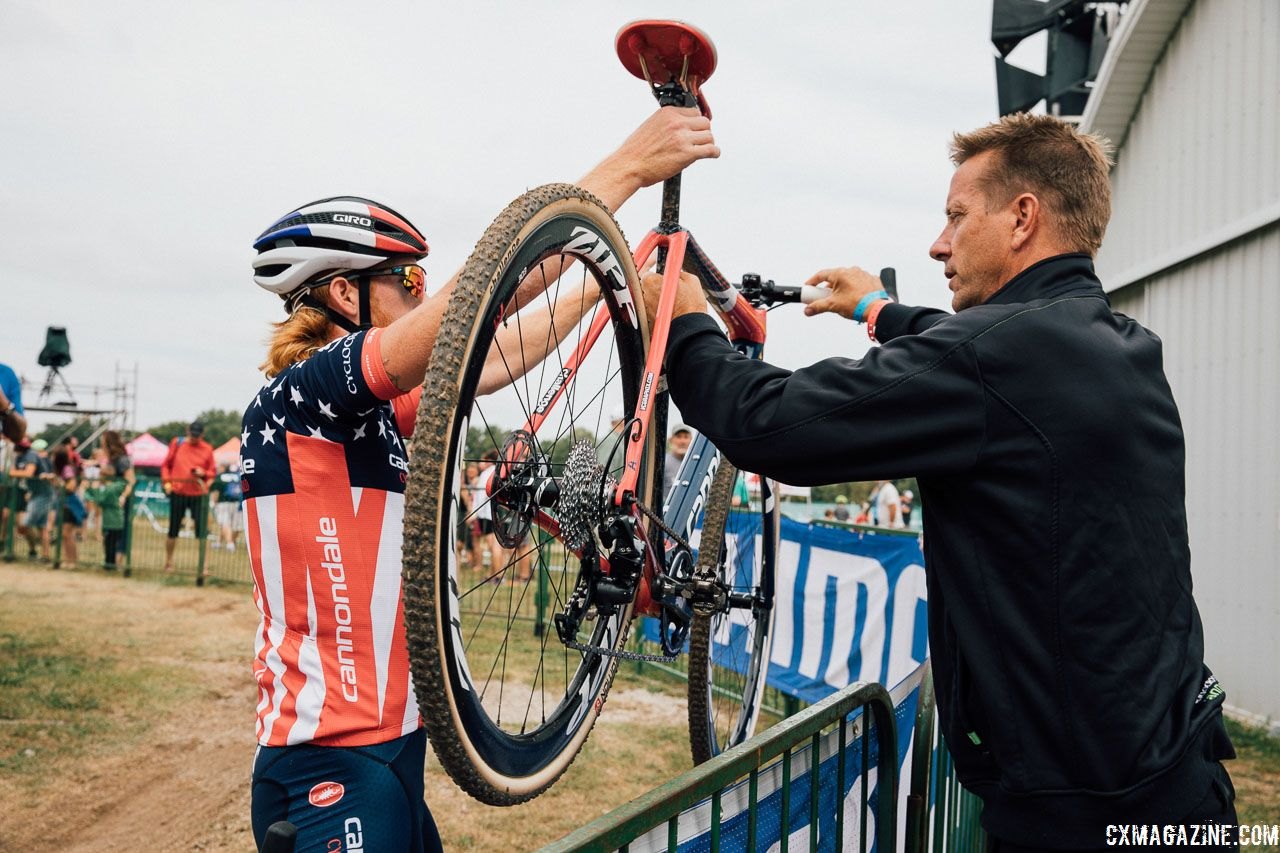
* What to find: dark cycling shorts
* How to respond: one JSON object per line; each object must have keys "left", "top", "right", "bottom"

{"left": 476, "top": 518, "right": 494, "bottom": 536}
{"left": 251, "top": 728, "right": 442, "bottom": 853}
{"left": 167, "top": 493, "right": 204, "bottom": 539}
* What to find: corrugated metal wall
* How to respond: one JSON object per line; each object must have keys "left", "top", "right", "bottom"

{"left": 1095, "top": 0, "right": 1280, "bottom": 725}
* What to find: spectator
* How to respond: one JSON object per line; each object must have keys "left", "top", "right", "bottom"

{"left": 101, "top": 430, "right": 136, "bottom": 509}
{"left": 901, "top": 489, "right": 915, "bottom": 527}
{"left": 873, "top": 479, "right": 904, "bottom": 529}
{"left": 84, "top": 461, "right": 127, "bottom": 571}
{"left": 0, "top": 362, "right": 27, "bottom": 444}
{"left": 647, "top": 112, "right": 1236, "bottom": 844}
{"left": 854, "top": 501, "right": 871, "bottom": 525}
{"left": 10, "top": 437, "right": 54, "bottom": 561}
{"left": 832, "top": 494, "right": 851, "bottom": 521}
{"left": 212, "top": 462, "right": 245, "bottom": 551}
{"left": 160, "top": 420, "right": 216, "bottom": 576}
{"left": 51, "top": 442, "right": 87, "bottom": 568}
{"left": 664, "top": 424, "right": 693, "bottom": 489}
{"left": 456, "top": 461, "right": 477, "bottom": 569}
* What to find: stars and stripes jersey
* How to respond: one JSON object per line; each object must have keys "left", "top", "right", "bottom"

{"left": 241, "top": 327, "right": 425, "bottom": 748}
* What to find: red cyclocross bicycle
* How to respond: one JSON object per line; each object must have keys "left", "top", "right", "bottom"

{"left": 400, "top": 20, "right": 888, "bottom": 805}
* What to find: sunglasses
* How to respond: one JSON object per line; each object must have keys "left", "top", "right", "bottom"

{"left": 364, "top": 264, "right": 426, "bottom": 299}
{"left": 308, "top": 264, "right": 426, "bottom": 300}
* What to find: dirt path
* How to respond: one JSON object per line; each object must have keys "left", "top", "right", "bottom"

{"left": 0, "top": 563, "right": 691, "bottom": 852}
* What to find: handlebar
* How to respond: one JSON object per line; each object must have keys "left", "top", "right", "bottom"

{"left": 739, "top": 268, "right": 898, "bottom": 308}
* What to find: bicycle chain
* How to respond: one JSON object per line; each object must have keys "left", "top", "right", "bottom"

{"left": 563, "top": 637, "right": 679, "bottom": 662}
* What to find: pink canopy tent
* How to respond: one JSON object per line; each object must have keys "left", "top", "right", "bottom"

{"left": 213, "top": 437, "right": 241, "bottom": 467}
{"left": 126, "top": 432, "right": 169, "bottom": 468}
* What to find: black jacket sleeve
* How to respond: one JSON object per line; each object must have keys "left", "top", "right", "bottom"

{"left": 663, "top": 312, "right": 986, "bottom": 485}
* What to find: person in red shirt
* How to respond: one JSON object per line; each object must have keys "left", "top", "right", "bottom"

{"left": 160, "top": 420, "right": 216, "bottom": 575}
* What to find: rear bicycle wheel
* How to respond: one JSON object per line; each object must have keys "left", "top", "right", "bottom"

{"left": 402, "top": 183, "right": 658, "bottom": 805}
{"left": 687, "top": 461, "right": 779, "bottom": 764}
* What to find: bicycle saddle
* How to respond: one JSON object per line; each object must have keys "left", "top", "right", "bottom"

{"left": 615, "top": 19, "right": 716, "bottom": 117}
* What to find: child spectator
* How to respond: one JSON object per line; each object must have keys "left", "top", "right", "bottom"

{"left": 84, "top": 463, "right": 128, "bottom": 571}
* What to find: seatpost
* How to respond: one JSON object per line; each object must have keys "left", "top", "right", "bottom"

{"left": 652, "top": 81, "right": 697, "bottom": 266}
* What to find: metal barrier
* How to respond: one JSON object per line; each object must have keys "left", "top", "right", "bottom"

{"left": 543, "top": 663, "right": 984, "bottom": 853}
{"left": 541, "top": 681, "right": 898, "bottom": 853}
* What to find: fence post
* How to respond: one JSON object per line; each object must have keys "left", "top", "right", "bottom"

{"left": 52, "top": 487, "right": 66, "bottom": 568}
{"left": 533, "top": 530, "right": 548, "bottom": 637}
{"left": 196, "top": 491, "right": 210, "bottom": 586}
{"left": 2, "top": 481, "right": 16, "bottom": 562}
{"left": 123, "top": 491, "right": 134, "bottom": 577}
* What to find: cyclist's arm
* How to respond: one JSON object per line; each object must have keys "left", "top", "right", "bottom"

{"left": 376, "top": 107, "right": 717, "bottom": 394}
{"left": 0, "top": 385, "right": 25, "bottom": 443}
{"left": 663, "top": 313, "right": 986, "bottom": 485}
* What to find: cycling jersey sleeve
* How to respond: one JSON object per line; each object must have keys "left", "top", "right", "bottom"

{"left": 391, "top": 387, "right": 422, "bottom": 438}
{"left": 286, "top": 328, "right": 404, "bottom": 423}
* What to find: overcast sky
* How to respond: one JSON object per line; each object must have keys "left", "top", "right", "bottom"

{"left": 1, "top": 1, "right": 1018, "bottom": 434}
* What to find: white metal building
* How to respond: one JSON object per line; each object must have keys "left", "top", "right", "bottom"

{"left": 1080, "top": 0, "right": 1279, "bottom": 728}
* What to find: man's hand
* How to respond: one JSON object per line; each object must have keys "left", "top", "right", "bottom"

{"left": 642, "top": 268, "right": 707, "bottom": 332}
{"left": 580, "top": 107, "right": 719, "bottom": 212}
{"left": 802, "top": 267, "right": 887, "bottom": 319}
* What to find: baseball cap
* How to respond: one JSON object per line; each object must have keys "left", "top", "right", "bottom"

{"left": 31, "top": 438, "right": 49, "bottom": 451}
{"left": 835, "top": 495, "right": 848, "bottom": 504}
{"left": 671, "top": 423, "right": 692, "bottom": 436}
{"left": 189, "top": 421, "right": 205, "bottom": 436}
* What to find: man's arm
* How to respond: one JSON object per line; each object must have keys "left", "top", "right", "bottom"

{"left": 661, "top": 310, "right": 987, "bottom": 486}
{"left": 801, "top": 266, "right": 949, "bottom": 342}
{"left": 376, "top": 107, "right": 719, "bottom": 394}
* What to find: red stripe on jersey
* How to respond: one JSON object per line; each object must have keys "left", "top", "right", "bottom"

{"left": 391, "top": 387, "right": 422, "bottom": 438}
{"left": 360, "top": 328, "right": 400, "bottom": 401}
{"left": 288, "top": 434, "right": 384, "bottom": 744}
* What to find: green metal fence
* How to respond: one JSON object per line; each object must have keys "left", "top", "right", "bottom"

{"left": 2, "top": 474, "right": 250, "bottom": 584}
{"left": 542, "top": 680, "right": 898, "bottom": 853}
{"left": 543, "top": 664, "right": 984, "bottom": 853}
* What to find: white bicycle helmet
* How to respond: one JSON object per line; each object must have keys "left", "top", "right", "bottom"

{"left": 253, "top": 196, "right": 429, "bottom": 326}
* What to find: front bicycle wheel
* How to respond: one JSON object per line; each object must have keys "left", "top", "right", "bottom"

{"left": 687, "top": 461, "right": 779, "bottom": 764}
{"left": 402, "top": 183, "right": 658, "bottom": 805}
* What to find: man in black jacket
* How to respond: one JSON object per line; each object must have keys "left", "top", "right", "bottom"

{"left": 646, "top": 114, "right": 1236, "bottom": 850}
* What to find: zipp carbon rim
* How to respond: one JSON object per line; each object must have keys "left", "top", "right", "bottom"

{"left": 402, "top": 184, "right": 655, "bottom": 805}
{"left": 687, "top": 462, "right": 778, "bottom": 765}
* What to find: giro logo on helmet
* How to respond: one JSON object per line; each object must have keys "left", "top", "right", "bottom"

{"left": 333, "top": 214, "right": 373, "bottom": 226}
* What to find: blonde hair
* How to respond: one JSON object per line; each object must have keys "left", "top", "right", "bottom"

{"left": 950, "top": 113, "right": 1115, "bottom": 256}
{"left": 260, "top": 304, "right": 335, "bottom": 378}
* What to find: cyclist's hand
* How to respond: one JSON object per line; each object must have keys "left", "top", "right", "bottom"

{"left": 642, "top": 270, "right": 707, "bottom": 330}
{"left": 802, "top": 267, "right": 885, "bottom": 319}
{"left": 616, "top": 107, "right": 719, "bottom": 188}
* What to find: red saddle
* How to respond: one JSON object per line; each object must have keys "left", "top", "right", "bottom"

{"left": 615, "top": 19, "right": 717, "bottom": 117}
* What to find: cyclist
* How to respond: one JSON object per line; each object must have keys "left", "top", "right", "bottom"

{"left": 648, "top": 113, "right": 1235, "bottom": 848}
{"left": 243, "top": 105, "right": 716, "bottom": 852}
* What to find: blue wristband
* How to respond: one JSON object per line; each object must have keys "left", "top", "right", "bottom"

{"left": 853, "top": 290, "right": 890, "bottom": 323}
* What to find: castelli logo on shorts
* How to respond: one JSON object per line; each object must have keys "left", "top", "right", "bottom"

{"left": 308, "top": 781, "right": 345, "bottom": 807}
